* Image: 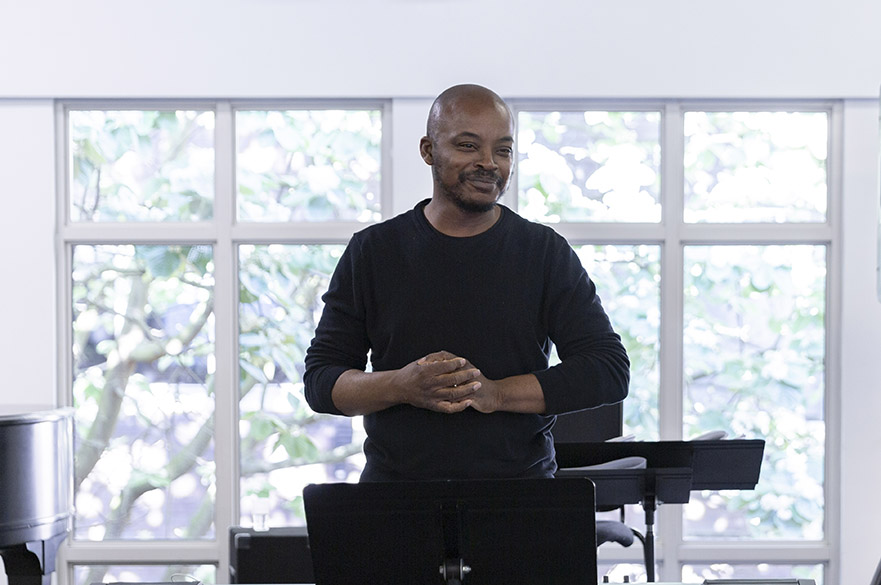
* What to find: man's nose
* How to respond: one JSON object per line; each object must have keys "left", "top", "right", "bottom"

{"left": 475, "top": 147, "right": 500, "bottom": 170}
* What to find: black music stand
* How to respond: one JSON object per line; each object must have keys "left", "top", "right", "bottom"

{"left": 554, "top": 439, "right": 765, "bottom": 582}
{"left": 303, "top": 478, "right": 598, "bottom": 585}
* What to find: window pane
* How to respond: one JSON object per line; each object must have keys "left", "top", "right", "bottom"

{"left": 236, "top": 110, "right": 382, "bottom": 222}
{"left": 683, "top": 563, "right": 823, "bottom": 584}
{"left": 683, "top": 245, "right": 825, "bottom": 540}
{"left": 683, "top": 111, "right": 827, "bottom": 223}
{"left": 518, "top": 111, "right": 661, "bottom": 222}
{"left": 238, "top": 244, "right": 363, "bottom": 527}
{"left": 72, "top": 245, "right": 215, "bottom": 541}
{"left": 74, "top": 564, "right": 216, "bottom": 585}
{"left": 69, "top": 111, "right": 215, "bottom": 222}
{"left": 573, "top": 245, "right": 660, "bottom": 439}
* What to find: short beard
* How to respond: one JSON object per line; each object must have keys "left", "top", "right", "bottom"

{"left": 433, "top": 166, "right": 507, "bottom": 214}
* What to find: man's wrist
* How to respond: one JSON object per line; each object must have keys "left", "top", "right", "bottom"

{"left": 487, "top": 374, "right": 545, "bottom": 415}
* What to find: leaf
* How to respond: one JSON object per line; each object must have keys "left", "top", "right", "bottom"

{"left": 240, "top": 360, "right": 267, "bottom": 383}
{"left": 247, "top": 416, "right": 277, "bottom": 443}
{"left": 140, "top": 246, "right": 183, "bottom": 278}
{"left": 275, "top": 433, "right": 318, "bottom": 461}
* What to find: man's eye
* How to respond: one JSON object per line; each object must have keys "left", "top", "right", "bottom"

{"left": 497, "top": 148, "right": 513, "bottom": 156}
{"left": 459, "top": 143, "right": 477, "bottom": 149}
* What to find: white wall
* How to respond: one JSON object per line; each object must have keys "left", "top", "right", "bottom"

{"left": 1, "top": 0, "right": 881, "bottom": 100}
{"left": 1, "top": 1, "right": 880, "bottom": 584}
{"left": 0, "top": 102, "right": 57, "bottom": 408}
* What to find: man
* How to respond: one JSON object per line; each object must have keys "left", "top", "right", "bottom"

{"left": 304, "top": 84, "right": 629, "bottom": 482}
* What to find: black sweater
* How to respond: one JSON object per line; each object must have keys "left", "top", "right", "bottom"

{"left": 304, "top": 200, "right": 630, "bottom": 481}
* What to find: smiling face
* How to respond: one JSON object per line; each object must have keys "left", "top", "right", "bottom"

{"left": 420, "top": 86, "right": 515, "bottom": 214}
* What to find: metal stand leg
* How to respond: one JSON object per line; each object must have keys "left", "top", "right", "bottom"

{"left": 642, "top": 496, "right": 656, "bottom": 582}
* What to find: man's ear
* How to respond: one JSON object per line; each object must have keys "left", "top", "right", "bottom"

{"left": 419, "top": 136, "right": 433, "bottom": 165}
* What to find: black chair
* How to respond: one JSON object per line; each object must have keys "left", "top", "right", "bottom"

{"left": 553, "top": 403, "right": 649, "bottom": 563}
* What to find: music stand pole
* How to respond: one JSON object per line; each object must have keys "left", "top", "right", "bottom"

{"left": 642, "top": 494, "right": 656, "bottom": 582}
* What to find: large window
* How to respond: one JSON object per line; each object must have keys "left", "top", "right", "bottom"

{"left": 59, "top": 99, "right": 836, "bottom": 584}
{"left": 61, "top": 101, "right": 385, "bottom": 585}
{"left": 514, "top": 103, "right": 833, "bottom": 583}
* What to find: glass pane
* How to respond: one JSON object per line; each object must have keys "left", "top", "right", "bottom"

{"left": 518, "top": 111, "right": 661, "bottom": 222}
{"left": 72, "top": 245, "right": 215, "bottom": 541}
{"left": 69, "top": 110, "right": 215, "bottom": 222}
{"left": 684, "top": 111, "right": 827, "bottom": 223}
{"left": 573, "top": 245, "right": 660, "bottom": 439}
{"left": 683, "top": 245, "right": 826, "bottom": 540}
{"left": 236, "top": 110, "right": 382, "bottom": 222}
{"left": 74, "top": 564, "right": 216, "bottom": 585}
{"left": 683, "top": 563, "right": 823, "bottom": 584}
{"left": 239, "top": 244, "right": 363, "bottom": 527}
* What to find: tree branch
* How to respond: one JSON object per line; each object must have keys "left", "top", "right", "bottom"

{"left": 240, "top": 442, "right": 362, "bottom": 476}
{"left": 103, "top": 413, "right": 215, "bottom": 539}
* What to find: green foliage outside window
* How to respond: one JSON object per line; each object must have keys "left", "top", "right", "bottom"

{"left": 68, "top": 105, "right": 829, "bottom": 584}
{"left": 518, "top": 110, "right": 661, "bottom": 222}
{"left": 72, "top": 243, "right": 215, "bottom": 541}
{"left": 683, "top": 245, "right": 826, "bottom": 540}
{"left": 684, "top": 111, "right": 827, "bottom": 223}
{"left": 238, "top": 244, "right": 361, "bottom": 525}
{"left": 573, "top": 244, "right": 661, "bottom": 440}
{"left": 519, "top": 108, "right": 828, "bottom": 544}
{"left": 70, "top": 110, "right": 215, "bottom": 222}
{"left": 236, "top": 110, "right": 382, "bottom": 222}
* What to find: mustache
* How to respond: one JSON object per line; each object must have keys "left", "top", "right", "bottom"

{"left": 460, "top": 170, "right": 503, "bottom": 186}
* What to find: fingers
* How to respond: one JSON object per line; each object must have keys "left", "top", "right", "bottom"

{"left": 432, "top": 382, "right": 481, "bottom": 413}
{"left": 416, "top": 350, "right": 459, "bottom": 365}
{"left": 434, "top": 398, "right": 473, "bottom": 414}
{"left": 408, "top": 351, "right": 484, "bottom": 413}
{"left": 416, "top": 353, "right": 480, "bottom": 383}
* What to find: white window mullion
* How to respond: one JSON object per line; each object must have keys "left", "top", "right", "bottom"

{"left": 54, "top": 99, "right": 80, "bottom": 585}
{"left": 231, "top": 221, "right": 368, "bottom": 243}
{"left": 212, "top": 100, "right": 237, "bottom": 582}
{"left": 659, "top": 101, "right": 686, "bottom": 442}
{"left": 679, "top": 541, "right": 832, "bottom": 564}
{"left": 55, "top": 101, "right": 75, "bottom": 585}
{"left": 56, "top": 100, "right": 74, "bottom": 408}
{"left": 823, "top": 100, "right": 844, "bottom": 584}
{"left": 658, "top": 101, "right": 686, "bottom": 582}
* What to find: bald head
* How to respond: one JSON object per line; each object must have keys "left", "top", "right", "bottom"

{"left": 426, "top": 84, "right": 513, "bottom": 142}
{"left": 419, "top": 84, "right": 515, "bottom": 217}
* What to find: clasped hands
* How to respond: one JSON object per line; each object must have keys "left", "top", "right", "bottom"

{"left": 397, "top": 350, "right": 499, "bottom": 414}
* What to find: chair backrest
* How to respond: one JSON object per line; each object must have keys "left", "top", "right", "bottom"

{"left": 552, "top": 402, "right": 623, "bottom": 443}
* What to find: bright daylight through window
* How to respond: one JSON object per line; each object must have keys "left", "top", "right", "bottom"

{"left": 61, "top": 101, "right": 832, "bottom": 584}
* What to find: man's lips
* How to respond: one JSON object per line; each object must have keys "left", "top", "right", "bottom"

{"left": 463, "top": 173, "right": 502, "bottom": 190}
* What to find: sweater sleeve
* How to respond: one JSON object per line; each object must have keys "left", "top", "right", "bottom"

{"left": 303, "top": 238, "right": 370, "bottom": 416}
{"left": 531, "top": 243, "right": 631, "bottom": 415}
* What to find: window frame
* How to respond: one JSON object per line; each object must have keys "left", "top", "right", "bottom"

{"left": 55, "top": 97, "right": 840, "bottom": 583}
{"left": 509, "top": 99, "right": 841, "bottom": 581}
{"left": 55, "top": 98, "right": 392, "bottom": 583}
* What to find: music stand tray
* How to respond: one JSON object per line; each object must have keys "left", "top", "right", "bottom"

{"left": 554, "top": 439, "right": 765, "bottom": 491}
